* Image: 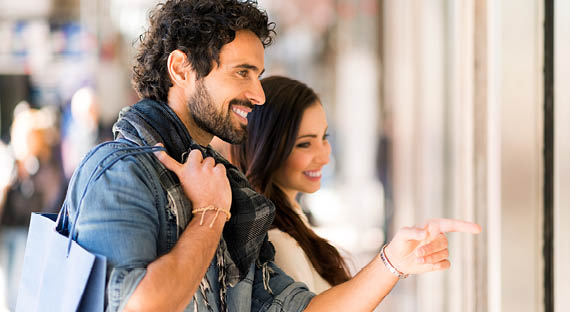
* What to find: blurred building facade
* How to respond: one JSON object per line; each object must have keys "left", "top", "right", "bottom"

{"left": 0, "top": 0, "right": 568, "bottom": 311}
{"left": 381, "top": 1, "right": 569, "bottom": 312}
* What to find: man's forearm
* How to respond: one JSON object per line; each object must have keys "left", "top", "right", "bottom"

{"left": 124, "top": 211, "right": 226, "bottom": 312}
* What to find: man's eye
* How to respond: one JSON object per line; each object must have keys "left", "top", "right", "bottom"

{"left": 237, "top": 70, "right": 248, "bottom": 77}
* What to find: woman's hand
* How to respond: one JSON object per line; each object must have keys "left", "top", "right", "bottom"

{"left": 384, "top": 219, "right": 482, "bottom": 275}
{"left": 154, "top": 145, "right": 232, "bottom": 213}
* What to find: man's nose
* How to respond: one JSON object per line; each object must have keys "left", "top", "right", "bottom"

{"left": 245, "top": 79, "right": 265, "bottom": 106}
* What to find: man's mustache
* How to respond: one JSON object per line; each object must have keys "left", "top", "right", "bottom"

{"left": 229, "top": 99, "right": 254, "bottom": 109}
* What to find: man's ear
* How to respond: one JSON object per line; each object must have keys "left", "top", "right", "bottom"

{"left": 167, "top": 50, "right": 195, "bottom": 87}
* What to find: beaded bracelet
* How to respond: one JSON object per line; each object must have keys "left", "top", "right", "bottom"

{"left": 380, "top": 244, "right": 409, "bottom": 279}
{"left": 192, "top": 205, "right": 231, "bottom": 228}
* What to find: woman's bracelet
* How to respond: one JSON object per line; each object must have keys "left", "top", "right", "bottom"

{"left": 380, "top": 244, "right": 409, "bottom": 279}
{"left": 192, "top": 205, "right": 231, "bottom": 228}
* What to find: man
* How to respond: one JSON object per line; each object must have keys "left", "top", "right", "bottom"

{"left": 67, "top": 1, "right": 315, "bottom": 310}
{"left": 67, "top": 0, "right": 481, "bottom": 311}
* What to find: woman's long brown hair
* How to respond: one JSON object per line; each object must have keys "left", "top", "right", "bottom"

{"left": 231, "top": 76, "right": 351, "bottom": 286}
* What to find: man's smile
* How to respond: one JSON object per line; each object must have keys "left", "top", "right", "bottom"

{"left": 231, "top": 105, "right": 252, "bottom": 123}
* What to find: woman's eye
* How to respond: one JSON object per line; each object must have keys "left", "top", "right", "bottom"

{"left": 296, "top": 142, "right": 310, "bottom": 148}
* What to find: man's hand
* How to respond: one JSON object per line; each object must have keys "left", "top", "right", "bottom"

{"left": 384, "top": 219, "right": 482, "bottom": 275}
{"left": 154, "top": 145, "right": 232, "bottom": 213}
{"left": 124, "top": 145, "right": 232, "bottom": 312}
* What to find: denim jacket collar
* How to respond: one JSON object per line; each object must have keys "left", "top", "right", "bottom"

{"left": 113, "top": 99, "right": 191, "bottom": 163}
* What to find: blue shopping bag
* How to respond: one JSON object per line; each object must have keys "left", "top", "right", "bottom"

{"left": 15, "top": 144, "right": 165, "bottom": 312}
{"left": 15, "top": 212, "right": 106, "bottom": 312}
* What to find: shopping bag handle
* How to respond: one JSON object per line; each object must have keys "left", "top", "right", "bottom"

{"left": 56, "top": 141, "right": 119, "bottom": 235}
{"left": 64, "top": 143, "right": 166, "bottom": 257}
{"left": 56, "top": 140, "right": 130, "bottom": 230}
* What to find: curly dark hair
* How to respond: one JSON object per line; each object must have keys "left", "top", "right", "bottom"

{"left": 132, "top": 0, "right": 275, "bottom": 103}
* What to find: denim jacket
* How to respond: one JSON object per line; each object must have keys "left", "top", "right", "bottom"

{"left": 64, "top": 100, "right": 314, "bottom": 311}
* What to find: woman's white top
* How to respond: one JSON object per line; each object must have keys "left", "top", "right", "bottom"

{"left": 267, "top": 208, "right": 332, "bottom": 294}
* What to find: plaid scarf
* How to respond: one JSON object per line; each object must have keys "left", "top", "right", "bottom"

{"left": 112, "top": 99, "right": 275, "bottom": 288}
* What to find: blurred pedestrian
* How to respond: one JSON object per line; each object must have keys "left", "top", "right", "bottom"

{"left": 0, "top": 103, "right": 66, "bottom": 310}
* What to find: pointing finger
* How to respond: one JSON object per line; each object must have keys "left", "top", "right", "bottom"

{"left": 425, "top": 219, "right": 482, "bottom": 234}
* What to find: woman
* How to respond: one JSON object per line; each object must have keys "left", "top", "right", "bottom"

{"left": 230, "top": 76, "right": 348, "bottom": 293}
{"left": 157, "top": 75, "right": 481, "bottom": 310}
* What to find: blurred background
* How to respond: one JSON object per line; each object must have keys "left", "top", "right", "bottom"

{"left": 0, "top": 0, "right": 568, "bottom": 311}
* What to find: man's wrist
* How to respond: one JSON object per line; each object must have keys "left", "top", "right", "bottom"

{"left": 191, "top": 205, "right": 230, "bottom": 228}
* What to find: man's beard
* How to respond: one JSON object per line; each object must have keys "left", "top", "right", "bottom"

{"left": 188, "top": 81, "right": 253, "bottom": 144}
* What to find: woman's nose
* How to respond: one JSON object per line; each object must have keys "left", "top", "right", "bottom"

{"left": 316, "top": 143, "right": 331, "bottom": 165}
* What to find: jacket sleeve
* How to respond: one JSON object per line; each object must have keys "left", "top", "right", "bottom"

{"left": 251, "top": 260, "right": 315, "bottom": 312}
{"left": 66, "top": 144, "right": 167, "bottom": 311}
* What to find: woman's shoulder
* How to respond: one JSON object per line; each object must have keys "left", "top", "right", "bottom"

{"left": 268, "top": 228, "right": 311, "bottom": 264}
{"left": 268, "top": 228, "right": 315, "bottom": 287}
{"left": 268, "top": 228, "right": 300, "bottom": 249}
